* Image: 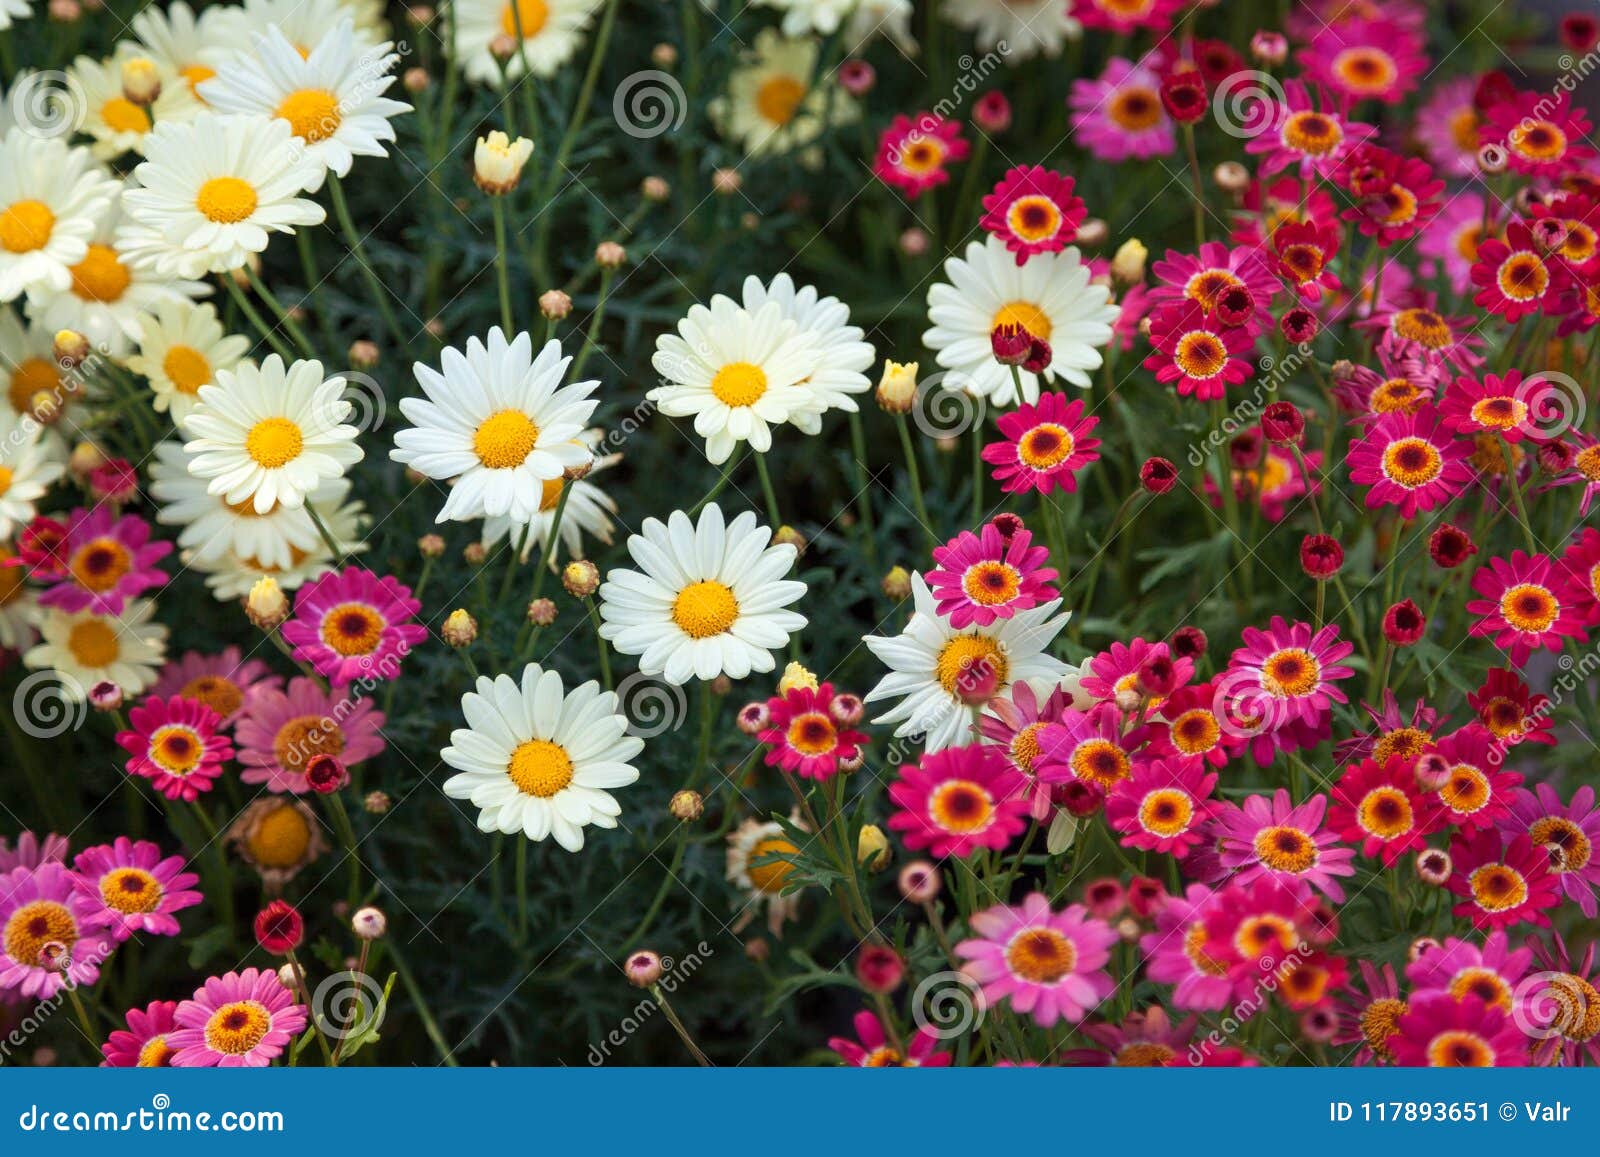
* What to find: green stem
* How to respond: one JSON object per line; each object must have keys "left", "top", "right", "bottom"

{"left": 491, "top": 197, "right": 515, "bottom": 335}
{"left": 327, "top": 175, "right": 408, "bottom": 349}
{"left": 895, "top": 416, "right": 939, "bottom": 552}
{"left": 752, "top": 450, "right": 784, "bottom": 528}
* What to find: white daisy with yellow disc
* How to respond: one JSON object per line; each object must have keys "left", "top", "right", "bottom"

{"left": 25, "top": 599, "right": 169, "bottom": 701}
{"left": 67, "top": 52, "right": 199, "bottom": 162}
{"left": 0, "top": 134, "right": 120, "bottom": 304}
{"left": 863, "top": 571, "right": 1071, "bottom": 751}
{"left": 191, "top": 497, "right": 367, "bottom": 602}
{"left": 441, "top": 663, "right": 643, "bottom": 851}
{"left": 199, "top": 18, "right": 408, "bottom": 190}
{"left": 597, "top": 503, "right": 807, "bottom": 685}
{"left": 480, "top": 429, "right": 620, "bottom": 565}
{"left": 119, "top": 2, "right": 233, "bottom": 102}
{"left": 0, "top": 406, "right": 65, "bottom": 540}
{"left": 182, "top": 354, "right": 364, "bottom": 514}
{"left": 709, "top": 28, "right": 856, "bottom": 158}
{"left": 923, "top": 234, "right": 1118, "bottom": 406}
{"left": 119, "top": 111, "right": 325, "bottom": 279}
{"left": 212, "top": 0, "right": 387, "bottom": 57}
{"left": 391, "top": 327, "right": 600, "bottom": 523}
{"left": 739, "top": 272, "right": 875, "bottom": 434}
{"left": 455, "top": 0, "right": 603, "bottom": 87}
{"left": 942, "top": 0, "right": 1080, "bottom": 62}
{"left": 726, "top": 815, "right": 807, "bottom": 936}
{"left": 649, "top": 296, "right": 825, "bottom": 465}
{"left": 126, "top": 300, "right": 251, "bottom": 424}
{"left": 0, "top": 306, "right": 84, "bottom": 428}
{"left": 0, "top": 0, "right": 31, "bottom": 32}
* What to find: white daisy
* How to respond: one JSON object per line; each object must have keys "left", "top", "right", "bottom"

{"left": 0, "top": 545, "right": 40, "bottom": 651}
{"left": 481, "top": 429, "right": 620, "bottom": 566}
{"left": 120, "top": 1, "right": 233, "bottom": 101}
{"left": 25, "top": 600, "right": 169, "bottom": 701}
{"left": 24, "top": 200, "right": 207, "bottom": 357}
{"left": 67, "top": 52, "right": 199, "bottom": 161}
{"left": 726, "top": 815, "right": 806, "bottom": 936}
{"left": 845, "top": 0, "right": 918, "bottom": 54}
{"left": 740, "top": 272, "right": 875, "bottom": 432}
{"left": 119, "top": 111, "right": 325, "bottom": 279}
{"left": 391, "top": 328, "right": 599, "bottom": 524}
{"left": 125, "top": 300, "right": 252, "bottom": 424}
{"left": 709, "top": 28, "right": 857, "bottom": 157}
{"left": 863, "top": 571, "right": 1071, "bottom": 751}
{"left": 648, "top": 297, "right": 823, "bottom": 465}
{"left": 441, "top": 663, "right": 643, "bottom": 851}
{"left": 0, "top": 134, "right": 119, "bottom": 304}
{"left": 0, "top": 0, "right": 30, "bottom": 33}
{"left": 2, "top": 307, "right": 68, "bottom": 427}
{"left": 455, "top": 0, "right": 601, "bottom": 87}
{"left": 149, "top": 439, "right": 356, "bottom": 569}
{"left": 597, "top": 503, "right": 807, "bottom": 685}
{"left": 212, "top": 0, "right": 385, "bottom": 56}
{"left": 182, "top": 354, "right": 363, "bottom": 514}
{"left": 192, "top": 496, "right": 368, "bottom": 601}
{"left": 0, "top": 406, "right": 64, "bottom": 538}
{"left": 755, "top": 0, "right": 859, "bottom": 37}
{"left": 198, "top": 19, "right": 408, "bottom": 190}
{"left": 942, "top": 0, "right": 1080, "bottom": 62}
{"left": 924, "top": 235, "right": 1117, "bottom": 406}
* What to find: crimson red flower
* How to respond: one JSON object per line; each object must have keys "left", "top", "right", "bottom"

{"left": 1466, "top": 550, "right": 1588, "bottom": 666}
{"left": 1467, "top": 667, "right": 1556, "bottom": 748}
{"left": 1300, "top": 534, "right": 1344, "bottom": 580}
{"left": 1261, "top": 401, "right": 1304, "bottom": 445}
{"left": 1471, "top": 222, "right": 1560, "bottom": 321}
{"left": 1159, "top": 69, "right": 1207, "bottom": 124}
{"left": 254, "top": 899, "right": 304, "bottom": 955}
{"left": 979, "top": 165, "right": 1086, "bottom": 266}
{"left": 1382, "top": 599, "right": 1426, "bottom": 646}
{"left": 874, "top": 114, "right": 969, "bottom": 198}
{"left": 1447, "top": 831, "right": 1559, "bottom": 929}
{"left": 1140, "top": 456, "right": 1178, "bottom": 494}
{"left": 1272, "top": 219, "right": 1341, "bottom": 300}
{"left": 305, "top": 754, "right": 348, "bottom": 794}
{"left": 1330, "top": 757, "right": 1440, "bottom": 865}
{"left": 853, "top": 944, "right": 904, "bottom": 994}
{"left": 1168, "top": 626, "right": 1207, "bottom": 662}
{"left": 1144, "top": 301, "right": 1255, "bottom": 400}
{"left": 1428, "top": 523, "right": 1477, "bottom": 568}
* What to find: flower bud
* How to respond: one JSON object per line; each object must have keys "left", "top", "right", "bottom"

{"left": 1213, "top": 161, "right": 1249, "bottom": 193}
{"left": 856, "top": 824, "right": 891, "bottom": 872}
{"left": 254, "top": 899, "right": 304, "bottom": 955}
{"left": 246, "top": 577, "right": 289, "bottom": 630}
{"left": 875, "top": 360, "right": 918, "bottom": 414}
{"left": 1382, "top": 599, "right": 1426, "bottom": 646}
{"left": 711, "top": 168, "right": 742, "bottom": 196}
{"left": 403, "top": 66, "right": 430, "bottom": 94}
{"left": 538, "top": 289, "right": 572, "bottom": 320}
{"left": 442, "top": 608, "right": 478, "bottom": 647}
{"left": 53, "top": 329, "right": 89, "bottom": 367}
{"left": 881, "top": 565, "right": 912, "bottom": 600}
{"left": 641, "top": 175, "right": 670, "bottom": 202}
{"left": 121, "top": 57, "right": 161, "bottom": 106}
{"left": 1260, "top": 400, "right": 1304, "bottom": 446}
{"left": 562, "top": 560, "right": 600, "bottom": 598}
{"left": 1139, "top": 457, "right": 1177, "bottom": 494}
{"left": 625, "top": 950, "right": 663, "bottom": 987}
{"left": 1415, "top": 848, "right": 1452, "bottom": 886}
{"left": 306, "top": 754, "right": 348, "bottom": 794}
{"left": 854, "top": 943, "right": 904, "bottom": 994}
{"left": 364, "top": 790, "right": 392, "bottom": 815}
{"left": 829, "top": 692, "right": 864, "bottom": 727}
{"left": 1428, "top": 523, "right": 1476, "bottom": 569}
{"left": 736, "top": 702, "right": 769, "bottom": 735}
{"left": 1159, "top": 69, "right": 1207, "bottom": 125}
{"left": 897, "top": 860, "right": 941, "bottom": 903}
{"left": 1299, "top": 534, "right": 1344, "bottom": 580}
{"left": 463, "top": 542, "right": 487, "bottom": 565}
{"left": 669, "top": 790, "right": 703, "bottom": 822}
{"left": 838, "top": 58, "right": 875, "bottom": 96}
{"left": 1168, "top": 626, "right": 1207, "bottom": 663}
{"left": 88, "top": 681, "right": 123, "bottom": 712}
{"left": 595, "top": 241, "right": 627, "bottom": 269}
{"left": 352, "top": 906, "right": 387, "bottom": 940}
{"left": 1110, "top": 238, "right": 1147, "bottom": 285}
{"left": 899, "top": 227, "right": 929, "bottom": 257}
{"left": 473, "top": 130, "right": 534, "bottom": 194}
{"left": 1250, "top": 30, "right": 1288, "bottom": 65}
{"left": 418, "top": 533, "right": 445, "bottom": 558}
{"left": 348, "top": 340, "right": 379, "bottom": 369}
{"left": 526, "top": 597, "right": 557, "bottom": 626}
{"left": 973, "top": 90, "right": 1011, "bottom": 134}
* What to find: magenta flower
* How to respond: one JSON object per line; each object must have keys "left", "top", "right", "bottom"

{"left": 1143, "top": 301, "right": 1255, "bottom": 401}
{"left": 886, "top": 744, "right": 1028, "bottom": 859}
{"left": 1069, "top": 57, "right": 1172, "bottom": 162}
{"left": 956, "top": 892, "right": 1117, "bottom": 1027}
{"left": 1327, "top": 756, "right": 1440, "bottom": 866}
{"left": 1227, "top": 616, "right": 1355, "bottom": 732}
{"left": 979, "top": 165, "right": 1086, "bottom": 266}
{"left": 116, "top": 695, "right": 234, "bottom": 802}
{"left": 1105, "top": 756, "right": 1217, "bottom": 857}
{"left": 71, "top": 837, "right": 202, "bottom": 941}
{"left": 757, "top": 682, "right": 867, "bottom": 781}
{"left": 1405, "top": 930, "right": 1534, "bottom": 1017}
{"left": 101, "top": 1000, "right": 180, "bottom": 1067}
{"left": 1298, "top": 17, "right": 1428, "bottom": 106}
{"left": 1447, "top": 830, "right": 1560, "bottom": 929}
{"left": 0, "top": 830, "right": 68, "bottom": 874}
{"left": 1346, "top": 406, "right": 1473, "bottom": 518}
{"left": 982, "top": 392, "right": 1101, "bottom": 495}
{"left": 978, "top": 681, "right": 1074, "bottom": 819}
{"left": 235, "top": 676, "right": 386, "bottom": 794}
{"left": 280, "top": 566, "right": 427, "bottom": 685}
{"left": 1428, "top": 724, "right": 1523, "bottom": 832}
{"left": 1245, "top": 79, "right": 1376, "bottom": 179}
{"left": 1148, "top": 241, "right": 1280, "bottom": 332}
{"left": 168, "top": 968, "right": 307, "bottom": 1067}
{"left": 0, "top": 863, "right": 111, "bottom": 999}
{"left": 827, "top": 1010, "right": 951, "bottom": 1067}
{"left": 1497, "top": 782, "right": 1600, "bottom": 918}
{"left": 151, "top": 646, "right": 282, "bottom": 726}
{"left": 1386, "top": 992, "right": 1528, "bottom": 1066}
{"left": 1209, "top": 789, "right": 1358, "bottom": 901}
{"left": 873, "top": 113, "right": 968, "bottom": 197}
{"left": 1467, "top": 550, "right": 1588, "bottom": 666}
{"left": 1140, "top": 884, "right": 1232, "bottom": 1011}
{"left": 927, "top": 521, "right": 1058, "bottom": 629}
{"left": 37, "top": 507, "right": 171, "bottom": 615}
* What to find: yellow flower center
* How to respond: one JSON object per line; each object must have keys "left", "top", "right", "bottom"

{"left": 1175, "top": 331, "right": 1228, "bottom": 379}
{"left": 1441, "top": 765, "right": 1489, "bottom": 815}
{"left": 1108, "top": 86, "right": 1162, "bottom": 131}
{"left": 754, "top": 76, "right": 806, "bottom": 126}
{"left": 1253, "top": 825, "right": 1318, "bottom": 872}
{"left": 1006, "top": 195, "right": 1062, "bottom": 243}
{"left": 1185, "top": 269, "right": 1243, "bottom": 310}
{"left": 1332, "top": 47, "right": 1396, "bottom": 94}
{"left": 1184, "top": 924, "right": 1230, "bottom": 976}
{"left": 1530, "top": 816, "right": 1592, "bottom": 872}
{"left": 320, "top": 602, "right": 386, "bottom": 657}
{"left": 180, "top": 674, "right": 243, "bottom": 719}
{"left": 245, "top": 417, "right": 304, "bottom": 468}
{"left": 746, "top": 835, "right": 798, "bottom": 893}
{"left": 1392, "top": 308, "right": 1451, "bottom": 348}
{"left": 1261, "top": 648, "right": 1319, "bottom": 697}
{"left": 1235, "top": 913, "right": 1297, "bottom": 958}
{"left": 1427, "top": 1030, "right": 1494, "bottom": 1067}
{"left": 1281, "top": 110, "right": 1342, "bottom": 156}
{"left": 69, "top": 538, "right": 132, "bottom": 593}
{"left": 671, "top": 579, "right": 740, "bottom": 639}
{"left": 990, "top": 300, "right": 1052, "bottom": 342}
{"left": 539, "top": 476, "right": 565, "bottom": 511}
{"left": 898, "top": 138, "right": 945, "bottom": 175}
{"left": 961, "top": 561, "right": 1021, "bottom": 606}
{"left": 1005, "top": 927, "right": 1077, "bottom": 984}
{"left": 1449, "top": 967, "right": 1513, "bottom": 1012}
{"left": 1170, "top": 709, "right": 1220, "bottom": 755}
{"left": 473, "top": 409, "right": 538, "bottom": 469}
{"left": 205, "top": 1001, "right": 271, "bottom": 1056}
{"left": 1140, "top": 788, "right": 1194, "bottom": 837}
{"left": 500, "top": 0, "right": 549, "bottom": 37}
{"left": 1018, "top": 423, "right": 1073, "bottom": 469}
{"left": 137, "top": 1035, "right": 177, "bottom": 1066}
{"left": 1069, "top": 737, "right": 1131, "bottom": 789}
{"left": 1009, "top": 721, "right": 1046, "bottom": 773}
{"left": 0, "top": 200, "right": 55, "bottom": 253}
{"left": 1510, "top": 119, "right": 1567, "bottom": 162}
{"left": 101, "top": 97, "right": 151, "bottom": 136}
{"left": 247, "top": 804, "right": 313, "bottom": 868}
{"left": 1370, "top": 378, "right": 1424, "bottom": 413}
{"left": 710, "top": 361, "right": 768, "bottom": 408}
{"left": 99, "top": 867, "right": 163, "bottom": 914}
{"left": 1497, "top": 253, "right": 1549, "bottom": 301}
{"left": 506, "top": 738, "right": 574, "bottom": 797}
{"left": 928, "top": 779, "right": 995, "bottom": 834}
{"left": 1542, "top": 974, "right": 1600, "bottom": 1041}
{"left": 272, "top": 715, "right": 345, "bottom": 774}
{"left": 67, "top": 619, "right": 119, "bottom": 667}
{"left": 1468, "top": 864, "right": 1528, "bottom": 911}
{"left": 1500, "top": 583, "right": 1558, "bottom": 633}
{"left": 195, "top": 177, "right": 259, "bottom": 224}
{"left": 1115, "top": 1042, "right": 1176, "bottom": 1066}
{"left": 8, "top": 358, "right": 70, "bottom": 418}
{"left": 69, "top": 243, "right": 132, "bottom": 302}
{"left": 785, "top": 712, "right": 837, "bottom": 756}
{"left": 163, "top": 345, "right": 213, "bottom": 395}
{"left": 4, "top": 900, "right": 77, "bottom": 966}
{"left": 148, "top": 725, "right": 204, "bottom": 775}
{"left": 1360, "top": 998, "right": 1405, "bottom": 1060}
{"left": 1450, "top": 107, "right": 1480, "bottom": 152}
{"left": 181, "top": 64, "right": 216, "bottom": 95}
{"left": 277, "top": 89, "right": 341, "bottom": 143}
{"left": 934, "top": 634, "right": 1008, "bottom": 700}
{"left": 1380, "top": 437, "right": 1443, "bottom": 488}
{"left": 1356, "top": 787, "right": 1414, "bottom": 839}
{"left": 0, "top": 465, "right": 11, "bottom": 497}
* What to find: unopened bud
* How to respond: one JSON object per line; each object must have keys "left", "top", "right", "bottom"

{"left": 562, "top": 559, "right": 600, "bottom": 598}
{"left": 246, "top": 577, "right": 289, "bottom": 630}
{"left": 669, "top": 790, "right": 703, "bottom": 822}
{"left": 121, "top": 57, "right": 161, "bottom": 106}
{"left": 526, "top": 597, "right": 557, "bottom": 626}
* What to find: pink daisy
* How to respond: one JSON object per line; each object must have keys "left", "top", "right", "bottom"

{"left": 1065, "top": 1005, "right": 1198, "bottom": 1066}
{"left": 168, "top": 967, "right": 307, "bottom": 1067}
{"left": 151, "top": 646, "right": 282, "bottom": 726}
{"left": 1080, "top": 637, "right": 1192, "bottom": 707}
{"left": 982, "top": 392, "right": 1101, "bottom": 495}
{"left": 1149, "top": 241, "right": 1279, "bottom": 330}
{"left": 1467, "top": 667, "right": 1555, "bottom": 749}
{"left": 979, "top": 165, "right": 1085, "bottom": 266}
{"left": 1359, "top": 301, "right": 1484, "bottom": 371}
{"left": 1427, "top": 725, "right": 1522, "bottom": 832}
{"left": 1481, "top": 88, "right": 1595, "bottom": 178}
{"left": 1106, "top": 756, "right": 1217, "bottom": 857}
{"left": 0, "top": 831, "right": 68, "bottom": 873}
{"left": 235, "top": 676, "right": 386, "bottom": 794}
{"left": 1527, "top": 933, "right": 1600, "bottom": 1066}
{"left": 1227, "top": 616, "right": 1355, "bottom": 732}
{"left": 874, "top": 113, "right": 968, "bottom": 198}
{"left": 927, "top": 521, "right": 1058, "bottom": 629}
{"left": 116, "top": 695, "right": 234, "bottom": 802}
{"left": 1386, "top": 992, "right": 1529, "bottom": 1066}
{"left": 1272, "top": 219, "right": 1341, "bottom": 301}
{"left": 1332, "top": 689, "right": 1439, "bottom": 766}
{"left": 1331, "top": 959, "right": 1405, "bottom": 1065}
{"left": 1438, "top": 369, "right": 1553, "bottom": 444}
{"left": 1035, "top": 707, "right": 1152, "bottom": 797}
{"left": 1299, "top": 17, "right": 1427, "bottom": 105}
{"left": 1069, "top": 57, "right": 1173, "bottom": 162}
{"left": 1471, "top": 223, "right": 1560, "bottom": 322}
{"left": 1417, "top": 193, "right": 1493, "bottom": 293}
{"left": 1447, "top": 830, "right": 1560, "bottom": 929}
{"left": 1467, "top": 550, "right": 1588, "bottom": 666}
{"left": 279, "top": 566, "right": 426, "bottom": 686}
{"left": 1330, "top": 357, "right": 1440, "bottom": 422}
{"left": 0, "top": 863, "right": 111, "bottom": 999}
{"left": 37, "top": 507, "right": 171, "bottom": 615}
{"left": 1140, "top": 884, "right": 1232, "bottom": 1011}
{"left": 101, "top": 1000, "right": 181, "bottom": 1067}
{"left": 1143, "top": 301, "right": 1255, "bottom": 401}
{"left": 757, "top": 682, "right": 867, "bottom": 781}
{"left": 827, "top": 1010, "right": 951, "bottom": 1067}
{"left": 1540, "top": 431, "right": 1600, "bottom": 517}
{"left": 886, "top": 744, "right": 1028, "bottom": 859}
{"left": 1346, "top": 406, "right": 1474, "bottom": 518}
{"left": 1073, "top": 0, "right": 1182, "bottom": 35}
{"left": 1405, "top": 930, "right": 1534, "bottom": 1016}
{"left": 1497, "top": 783, "right": 1600, "bottom": 918}
{"left": 1157, "top": 682, "right": 1232, "bottom": 768}
{"left": 1415, "top": 76, "right": 1481, "bottom": 178}
{"left": 71, "top": 837, "right": 202, "bottom": 941}
{"left": 1198, "top": 875, "right": 1326, "bottom": 1002}
{"left": 1327, "top": 756, "right": 1440, "bottom": 866}
{"left": 977, "top": 681, "right": 1074, "bottom": 820}
{"left": 1209, "top": 789, "right": 1358, "bottom": 901}
{"left": 1245, "top": 80, "right": 1376, "bottom": 179}
{"left": 955, "top": 892, "right": 1117, "bottom": 1027}
{"left": 1341, "top": 151, "right": 1443, "bottom": 247}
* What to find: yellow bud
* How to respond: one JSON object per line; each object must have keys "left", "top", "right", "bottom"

{"left": 777, "top": 661, "right": 817, "bottom": 695}
{"left": 473, "top": 130, "right": 533, "bottom": 195}
{"left": 857, "top": 825, "right": 891, "bottom": 872}
{"left": 875, "top": 360, "right": 918, "bottom": 414}
{"left": 1111, "top": 238, "right": 1147, "bottom": 285}
{"left": 246, "top": 577, "right": 288, "bottom": 630}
